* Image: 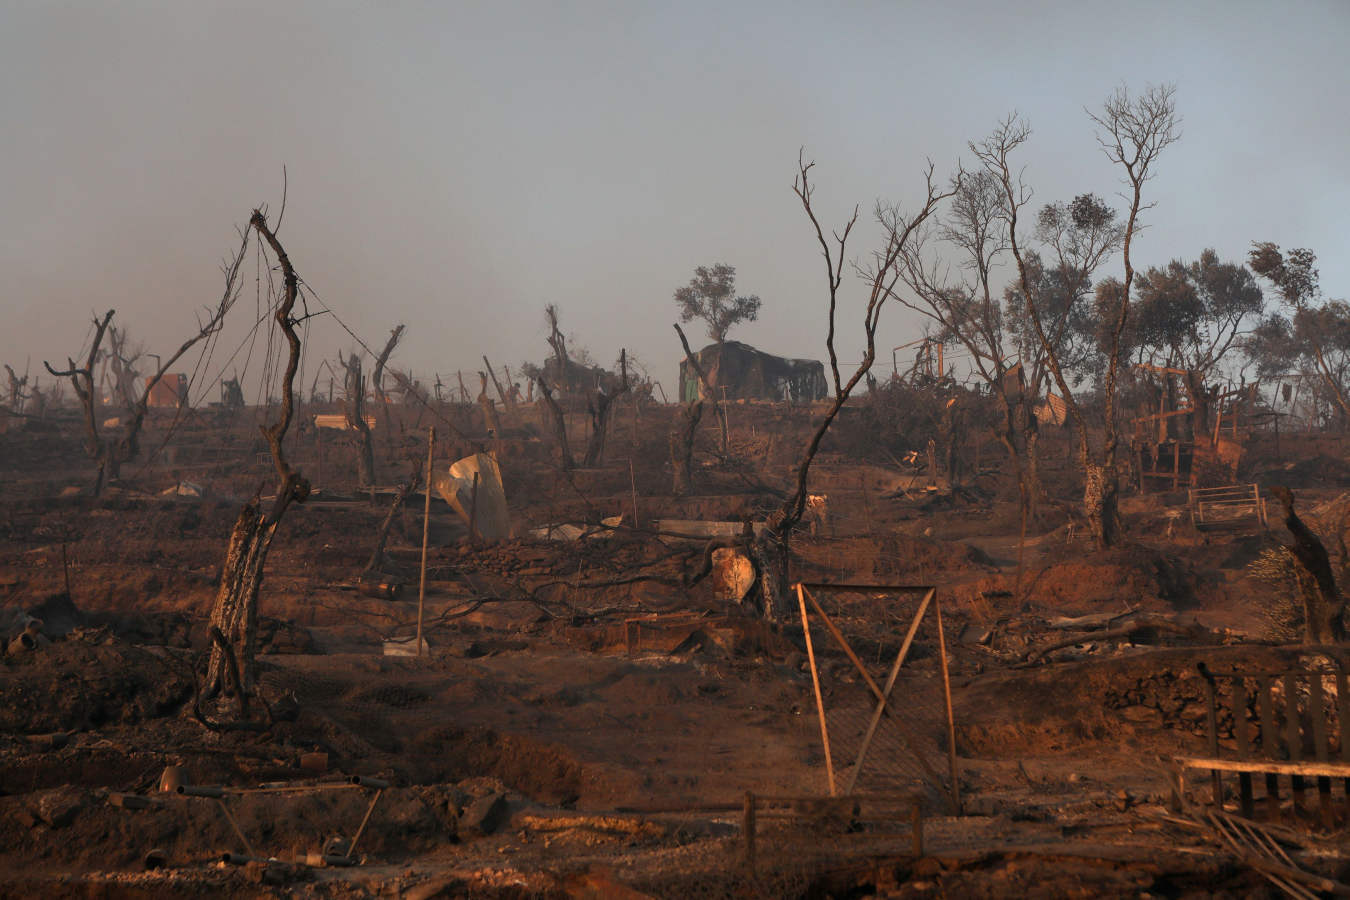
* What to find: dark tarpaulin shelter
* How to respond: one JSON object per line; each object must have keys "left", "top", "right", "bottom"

{"left": 679, "top": 341, "right": 827, "bottom": 403}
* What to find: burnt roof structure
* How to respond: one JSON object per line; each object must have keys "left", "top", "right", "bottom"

{"left": 678, "top": 341, "right": 827, "bottom": 403}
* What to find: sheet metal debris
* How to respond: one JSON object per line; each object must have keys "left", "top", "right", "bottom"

{"left": 434, "top": 452, "right": 510, "bottom": 540}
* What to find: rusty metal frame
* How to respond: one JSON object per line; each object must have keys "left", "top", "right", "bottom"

{"left": 168, "top": 776, "right": 385, "bottom": 864}
{"left": 795, "top": 582, "right": 960, "bottom": 813}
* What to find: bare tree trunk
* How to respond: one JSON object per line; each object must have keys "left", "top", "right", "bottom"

{"left": 740, "top": 154, "right": 954, "bottom": 622}
{"left": 341, "top": 353, "right": 376, "bottom": 487}
{"left": 1082, "top": 461, "right": 1119, "bottom": 548}
{"left": 365, "top": 459, "right": 421, "bottom": 575}
{"left": 372, "top": 324, "right": 405, "bottom": 406}
{"left": 483, "top": 356, "right": 513, "bottom": 409}
{"left": 204, "top": 209, "right": 310, "bottom": 712}
{"left": 751, "top": 525, "right": 790, "bottom": 620}
{"left": 1270, "top": 486, "right": 1346, "bottom": 643}
{"left": 536, "top": 375, "right": 572, "bottom": 471}
{"left": 583, "top": 349, "right": 629, "bottom": 467}
{"left": 670, "top": 399, "right": 703, "bottom": 496}
{"left": 205, "top": 498, "right": 276, "bottom": 702}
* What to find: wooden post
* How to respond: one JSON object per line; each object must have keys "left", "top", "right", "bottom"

{"left": 801, "top": 586, "right": 944, "bottom": 785}
{"left": 628, "top": 458, "right": 640, "bottom": 529}
{"left": 1309, "top": 674, "right": 1333, "bottom": 828}
{"left": 1336, "top": 670, "right": 1350, "bottom": 807}
{"left": 1285, "top": 673, "right": 1306, "bottom": 816}
{"left": 1258, "top": 676, "right": 1280, "bottom": 814}
{"left": 797, "top": 584, "right": 835, "bottom": 796}
{"left": 417, "top": 427, "right": 435, "bottom": 658}
{"left": 935, "top": 593, "right": 961, "bottom": 815}
{"left": 1234, "top": 678, "right": 1254, "bottom": 817}
{"left": 1202, "top": 670, "right": 1223, "bottom": 806}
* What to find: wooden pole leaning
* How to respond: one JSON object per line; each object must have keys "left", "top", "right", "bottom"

{"left": 801, "top": 585, "right": 944, "bottom": 786}
{"left": 796, "top": 583, "right": 835, "bottom": 796}
{"left": 417, "top": 427, "right": 435, "bottom": 657}
{"left": 935, "top": 593, "right": 961, "bottom": 814}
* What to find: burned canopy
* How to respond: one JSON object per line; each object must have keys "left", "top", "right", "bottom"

{"left": 678, "top": 341, "right": 827, "bottom": 403}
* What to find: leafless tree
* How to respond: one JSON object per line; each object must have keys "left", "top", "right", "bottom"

{"left": 3, "top": 364, "right": 29, "bottom": 416}
{"left": 535, "top": 374, "right": 572, "bottom": 471}
{"left": 582, "top": 349, "right": 629, "bottom": 467}
{"left": 204, "top": 208, "right": 311, "bottom": 713}
{"left": 750, "top": 152, "right": 956, "bottom": 621}
{"left": 338, "top": 350, "right": 377, "bottom": 487}
{"left": 545, "top": 304, "right": 568, "bottom": 375}
{"left": 44, "top": 235, "right": 245, "bottom": 494}
{"left": 670, "top": 325, "right": 711, "bottom": 495}
{"left": 372, "top": 324, "right": 405, "bottom": 406}
{"left": 674, "top": 323, "right": 729, "bottom": 455}
{"left": 104, "top": 325, "right": 144, "bottom": 411}
{"left": 366, "top": 454, "right": 423, "bottom": 576}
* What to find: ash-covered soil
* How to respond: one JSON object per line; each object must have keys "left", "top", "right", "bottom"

{"left": 1, "top": 404, "right": 1345, "bottom": 898}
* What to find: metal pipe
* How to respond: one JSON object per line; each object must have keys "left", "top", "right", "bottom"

{"left": 345, "top": 788, "right": 383, "bottom": 861}
{"left": 176, "top": 785, "right": 224, "bottom": 798}
{"left": 348, "top": 775, "right": 389, "bottom": 789}
{"left": 417, "top": 427, "right": 434, "bottom": 657}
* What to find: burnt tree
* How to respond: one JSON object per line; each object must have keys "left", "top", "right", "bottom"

{"left": 1269, "top": 486, "right": 1347, "bottom": 644}
{"left": 670, "top": 324, "right": 715, "bottom": 495}
{"left": 750, "top": 153, "right": 956, "bottom": 621}
{"left": 204, "top": 209, "right": 312, "bottom": 710}
{"left": 582, "top": 349, "right": 629, "bottom": 467}
{"left": 372, "top": 324, "right": 405, "bottom": 406}
{"left": 2, "top": 364, "right": 28, "bottom": 416}
{"left": 536, "top": 374, "right": 573, "bottom": 471}
{"left": 339, "top": 350, "right": 377, "bottom": 487}
{"left": 44, "top": 238, "right": 243, "bottom": 494}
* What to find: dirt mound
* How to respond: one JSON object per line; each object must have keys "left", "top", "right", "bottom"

{"left": 1021, "top": 545, "right": 1206, "bottom": 614}
{"left": 0, "top": 633, "right": 193, "bottom": 735}
{"left": 0, "top": 782, "right": 460, "bottom": 873}
{"left": 409, "top": 726, "right": 589, "bottom": 806}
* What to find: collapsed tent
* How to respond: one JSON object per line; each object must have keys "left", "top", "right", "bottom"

{"left": 678, "top": 341, "right": 827, "bottom": 403}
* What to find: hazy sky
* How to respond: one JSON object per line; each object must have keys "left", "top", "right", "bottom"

{"left": 3, "top": 1, "right": 1347, "bottom": 402}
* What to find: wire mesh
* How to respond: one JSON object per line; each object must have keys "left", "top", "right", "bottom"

{"left": 800, "top": 585, "right": 952, "bottom": 807}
